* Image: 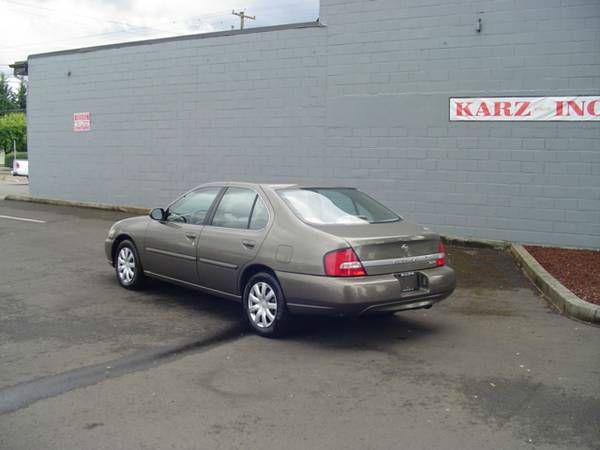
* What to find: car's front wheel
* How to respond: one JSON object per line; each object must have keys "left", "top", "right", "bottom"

{"left": 243, "top": 272, "right": 289, "bottom": 338}
{"left": 115, "top": 240, "right": 145, "bottom": 289}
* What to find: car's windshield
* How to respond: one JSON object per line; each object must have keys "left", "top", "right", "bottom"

{"left": 279, "top": 188, "right": 400, "bottom": 225}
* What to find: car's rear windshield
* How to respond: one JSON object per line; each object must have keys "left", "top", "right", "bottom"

{"left": 278, "top": 188, "right": 400, "bottom": 225}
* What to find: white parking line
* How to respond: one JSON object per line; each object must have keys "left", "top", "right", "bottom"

{"left": 0, "top": 214, "right": 47, "bottom": 224}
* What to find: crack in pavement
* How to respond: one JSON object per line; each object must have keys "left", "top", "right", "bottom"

{"left": 0, "top": 323, "right": 246, "bottom": 416}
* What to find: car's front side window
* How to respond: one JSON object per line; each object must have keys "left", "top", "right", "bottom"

{"left": 167, "top": 187, "right": 222, "bottom": 225}
{"left": 211, "top": 188, "right": 257, "bottom": 229}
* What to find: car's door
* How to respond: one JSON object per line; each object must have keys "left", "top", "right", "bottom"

{"left": 144, "top": 186, "right": 223, "bottom": 284}
{"left": 196, "top": 187, "right": 270, "bottom": 295}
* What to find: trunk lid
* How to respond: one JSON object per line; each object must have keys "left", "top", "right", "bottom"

{"left": 311, "top": 221, "right": 441, "bottom": 275}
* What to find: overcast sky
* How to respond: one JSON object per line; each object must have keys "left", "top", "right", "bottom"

{"left": 0, "top": 0, "right": 320, "bottom": 83}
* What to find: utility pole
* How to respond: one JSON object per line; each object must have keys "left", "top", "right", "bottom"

{"left": 232, "top": 10, "right": 255, "bottom": 30}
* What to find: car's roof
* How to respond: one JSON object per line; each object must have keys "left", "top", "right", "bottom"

{"left": 196, "top": 181, "right": 355, "bottom": 191}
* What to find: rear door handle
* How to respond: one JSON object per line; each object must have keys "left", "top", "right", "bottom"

{"left": 185, "top": 232, "right": 197, "bottom": 240}
{"left": 242, "top": 240, "right": 256, "bottom": 249}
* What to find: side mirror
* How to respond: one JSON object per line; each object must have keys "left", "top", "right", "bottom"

{"left": 150, "top": 208, "right": 166, "bottom": 221}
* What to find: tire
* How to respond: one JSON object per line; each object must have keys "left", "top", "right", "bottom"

{"left": 243, "top": 272, "right": 290, "bottom": 338}
{"left": 115, "top": 239, "right": 145, "bottom": 290}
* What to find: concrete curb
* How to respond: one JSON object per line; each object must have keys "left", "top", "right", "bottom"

{"left": 442, "top": 234, "right": 509, "bottom": 250}
{"left": 1, "top": 195, "right": 511, "bottom": 250}
{"left": 510, "top": 244, "right": 600, "bottom": 325}
{"left": 3, "top": 195, "right": 150, "bottom": 215}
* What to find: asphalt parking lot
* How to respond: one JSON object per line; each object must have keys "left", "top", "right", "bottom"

{"left": 0, "top": 199, "right": 598, "bottom": 450}
{"left": 0, "top": 175, "right": 29, "bottom": 198}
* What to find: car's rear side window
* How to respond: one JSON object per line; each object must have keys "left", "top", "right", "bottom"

{"left": 211, "top": 188, "right": 257, "bottom": 229}
{"left": 279, "top": 188, "right": 399, "bottom": 225}
{"left": 249, "top": 197, "right": 268, "bottom": 230}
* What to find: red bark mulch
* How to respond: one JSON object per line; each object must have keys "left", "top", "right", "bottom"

{"left": 524, "top": 245, "right": 600, "bottom": 306}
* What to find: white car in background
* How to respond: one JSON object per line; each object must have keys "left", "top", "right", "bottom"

{"left": 11, "top": 159, "right": 29, "bottom": 177}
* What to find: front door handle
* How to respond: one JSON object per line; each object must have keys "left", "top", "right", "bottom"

{"left": 242, "top": 240, "right": 256, "bottom": 249}
{"left": 185, "top": 232, "right": 197, "bottom": 240}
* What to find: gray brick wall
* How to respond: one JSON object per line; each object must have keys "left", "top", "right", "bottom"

{"left": 27, "top": 0, "right": 600, "bottom": 247}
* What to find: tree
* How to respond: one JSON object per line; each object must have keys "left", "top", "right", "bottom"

{"left": 0, "top": 73, "right": 17, "bottom": 113}
{"left": 0, "top": 112, "right": 26, "bottom": 153}
{"left": 16, "top": 81, "right": 26, "bottom": 110}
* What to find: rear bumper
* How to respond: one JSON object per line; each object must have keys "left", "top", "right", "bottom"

{"left": 277, "top": 265, "right": 456, "bottom": 316}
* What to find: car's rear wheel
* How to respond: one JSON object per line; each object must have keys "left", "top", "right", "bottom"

{"left": 115, "top": 240, "right": 144, "bottom": 289}
{"left": 243, "top": 272, "right": 289, "bottom": 338}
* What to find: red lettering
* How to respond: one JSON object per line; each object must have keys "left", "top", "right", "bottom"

{"left": 456, "top": 102, "right": 473, "bottom": 116}
{"left": 555, "top": 101, "right": 564, "bottom": 116}
{"left": 493, "top": 102, "right": 511, "bottom": 116}
{"left": 587, "top": 100, "right": 599, "bottom": 116}
{"left": 567, "top": 100, "right": 585, "bottom": 116}
{"left": 515, "top": 101, "right": 531, "bottom": 117}
{"left": 475, "top": 102, "right": 491, "bottom": 116}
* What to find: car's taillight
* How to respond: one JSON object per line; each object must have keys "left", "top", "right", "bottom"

{"left": 436, "top": 241, "right": 446, "bottom": 267}
{"left": 324, "top": 248, "right": 366, "bottom": 277}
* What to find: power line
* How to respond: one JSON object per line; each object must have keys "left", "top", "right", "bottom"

{"left": 4, "top": 0, "right": 316, "bottom": 32}
{"left": 0, "top": 4, "right": 238, "bottom": 52}
{"left": 0, "top": 28, "right": 177, "bottom": 53}
{"left": 3, "top": 0, "right": 173, "bottom": 34}
{"left": 3, "top": 0, "right": 252, "bottom": 33}
{"left": 0, "top": 1, "right": 320, "bottom": 54}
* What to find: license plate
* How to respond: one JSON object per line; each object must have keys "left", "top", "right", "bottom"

{"left": 396, "top": 271, "right": 418, "bottom": 292}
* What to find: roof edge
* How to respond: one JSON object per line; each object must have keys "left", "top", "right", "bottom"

{"left": 27, "top": 21, "right": 324, "bottom": 61}
{"left": 9, "top": 60, "right": 28, "bottom": 76}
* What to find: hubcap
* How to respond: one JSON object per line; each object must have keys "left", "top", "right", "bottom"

{"left": 117, "top": 247, "right": 136, "bottom": 284}
{"left": 248, "top": 281, "right": 277, "bottom": 328}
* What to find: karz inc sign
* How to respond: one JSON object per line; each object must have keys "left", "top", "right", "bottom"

{"left": 450, "top": 96, "right": 600, "bottom": 121}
